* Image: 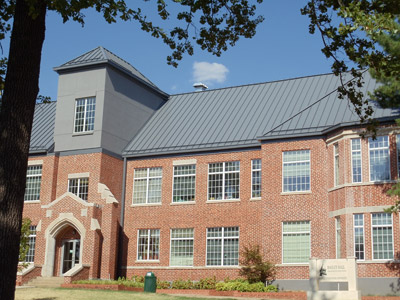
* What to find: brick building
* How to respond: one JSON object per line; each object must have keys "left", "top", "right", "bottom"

{"left": 18, "top": 46, "right": 400, "bottom": 295}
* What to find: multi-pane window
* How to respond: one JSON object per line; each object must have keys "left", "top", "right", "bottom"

{"left": 354, "top": 214, "right": 365, "bottom": 260}
{"left": 137, "top": 229, "right": 160, "bottom": 261}
{"left": 208, "top": 162, "right": 240, "bottom": 200}
{"left": 283, "top": 150, "right": 310, "bottom": 192}
{"left": 282, "top": 221, "right": 310, "bottom": 264}
{"left": 74, "top": 97, "right": 96, "bottom": 133}
{"left": 133, "top": 168, "right": 162, "bottom": 204}
{"left": 351, "top": 139, "right": 362, "bottom": 183}
{"left": 336, "top": 218, "right": 341, "bottom": 259}
{"left": 173, "top": 165, "right": 196, "bottom": 202}
{"left": 25, "top": 226, "right": 36, "bottom": 263}
{"left": 334, "top": 144, "right": 339, "bottom": 186}
{"left": 372, "top": 213, "right": 393, "bottom": 260}
{"left": 68, "top": 178, "right": 89, "bottom": 201}
{"left": 369, "top": 136, "right": 390, "bottom": 181}
{"left": 24, "top": 165, "right": 42, "bottom": 201}
{"left": 170, "top": 228, "right": 194, "bottom": 266}
{"left": 251, "top": 159, "right": 261, "bottom": 198}
{"left": 206, "top": 227, "right": 239, "bottom": 266}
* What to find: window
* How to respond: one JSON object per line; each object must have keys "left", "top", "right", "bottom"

{"left": 354, "top": 214, "right": 364, "bottom": 260}
{"left": 170, "top": 228, "right": 194, "bottom": 266}
{"left": 372, "top": 213, "right": 393, "bottom": 260}
{"left": 173, "top": 165, "right": 196, "bottom": 202}
{"left": 206, "top": 227, "right": 239, "bottom": 266}
{"left": 25, "top": 226, "right": 36, "bottom": 263}
{"left": 351, "top": 139, "right": 362, "bottom": 183}
{"left": 68, "top": 178, "right": 89, "bottom": 201}
{"left": 208, "top": 162, "right": 240, "bottom": 200}
{"left": 133, "top": 168, "right": 162, "bottom": 204}
{"left": 282, "top": 221, "right": 310, "bottom": 264}
{"left": 137, "top": 229, "right": 160, "bottom": 261}
{"left": 282, "top": 150, "right": 310, "bottom": 192}
{"left": 369, "top": 136, "right": 390, "bottom": 181}
{"left": 336, "top": 218, "right": 341, "bottom": 258}
{"left": 251, "top": 159, "right": 261, "bottom": 198}
{"left": 334, "top": 144, "right": 339, "bottom": 186}
{"left": 24, "top": 165, "right": 42, "bottom": 201}
{"left": 74, "top": 97, "right": 96, "bottom": 133}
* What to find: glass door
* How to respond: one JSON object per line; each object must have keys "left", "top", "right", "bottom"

{"left": 61, "top": 239, "right": 80, "bottom": 274}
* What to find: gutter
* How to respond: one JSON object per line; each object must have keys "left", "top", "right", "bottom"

{"left": 120, "top": 157, "right": 127, "bottom": 228}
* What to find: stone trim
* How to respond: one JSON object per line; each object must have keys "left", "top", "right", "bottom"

{"left": 329, "top": 206, "right": 390, "bottom": 218}
{"left": 173, "top": 159, "right": 197, "bottom": 166}
{"left": 41, "top": 192, "right": 95, "bottom": 209}
{"left": 28, "top": 160, "right": 43, "bottom": 166}
{"left": 68, "top": 172, "right": 90, "bottom": 179}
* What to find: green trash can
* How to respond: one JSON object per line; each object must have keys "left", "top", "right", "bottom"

{"left": 144, "top": 272, "right": 157, "bottom": 293}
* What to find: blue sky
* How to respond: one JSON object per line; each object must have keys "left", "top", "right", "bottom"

{"left": 4, "top": 0, "right": 333, "bottom": 100}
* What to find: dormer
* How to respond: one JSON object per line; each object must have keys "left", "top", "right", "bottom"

{"left": 53, "top": 46, "right": 168, "bottom": 156}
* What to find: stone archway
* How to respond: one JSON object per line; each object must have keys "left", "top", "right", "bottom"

{"left": 42, "top": 213, "right": 86, "bottom": 277}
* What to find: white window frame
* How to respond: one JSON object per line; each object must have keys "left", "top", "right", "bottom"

{"left": 371, "top": 213, "right": 394, "bottom": 260}
{"left": 282, "top": 150, "right": 311, "bottom": 193}
{"left": 336, "top": 217, "right": 341, "bottom": 259}
{"left": 132, "top": 167, "right": 162, "bottom": 204}
{"left": 351, "top": 139, "right": 362, "bottom": 183}
{"left": 282, "top": 221, "right": 311, "bottom": 264}
{"left": 206, "top": 227, "right": 239, "bottom": 266}
{"left": 25, "top": 225, "right": 37, "bottom": 263}
{"left": 24, "top": 165, "right": 42, "bottom": 202}
{"left": 207, "top": 162, "right": 240, "bottom": 201}
{"left": 172, "top": 165, "right": 196, "bottom": 203}
{"left": 368, "top": 136, "right": 391, "bottom": 182}
{"left": 353, "top": 214, "right": 365, "bottom": 260}
{"left": 137, "top": 229, "right": 160, "bottom": 261}
{"left": 251, "top": 159, "right": 262, "bottom": 198}
{"left": 73, "top": 96, "right": 96, "bottom": 133}
{"left": 169, "top": 228, "right": 194, "bottom": 266}
{"left": 68, "top": 177, "right": 89, "bottom": 201}
{"left": 334, "top": 144, "right": 339, "bottom": 186}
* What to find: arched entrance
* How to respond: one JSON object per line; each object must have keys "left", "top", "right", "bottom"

{"left": 56, "top": 226, "right": 81, "bottom": 275}
{"left": 42, "top": 214, "right": 86, "bottom": 277}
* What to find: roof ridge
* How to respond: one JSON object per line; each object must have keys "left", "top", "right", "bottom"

{"left": 261, "top": 70, "right": 368, "bottom": 137}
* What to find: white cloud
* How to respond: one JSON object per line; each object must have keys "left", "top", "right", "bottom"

{"left": 192, "top": 61, "right": 229, "bottom": 85}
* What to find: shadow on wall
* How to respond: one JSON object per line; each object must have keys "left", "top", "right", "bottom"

{"left": 386, "top": 252, "right": 400, "bottom": 293}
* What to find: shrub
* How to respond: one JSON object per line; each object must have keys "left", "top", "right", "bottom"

{"left": 157, "top": 279, "right": 171, "bottom": 289}
{"left": 195, "top": 276, "right": 217, "bottom": 289}
{"left": 131, "top": 275, "right": 144, "bottom": 283}
{"left": 239, "top": 244, "right": 276, "bottom": 285}
{"left": 171, "top": 279, "right": 194, "bottom": 289}
{"left": 265, "top": 284, "right": 278, "bottom": 292}
{"left": 72, "top": 278, "right": 144, "bottom": 288}
{"left": 215, "top": 280, "right": 277, "bottom": 292}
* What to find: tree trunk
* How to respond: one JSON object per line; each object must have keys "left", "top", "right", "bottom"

{"left": 0, "top": 0, "right": 46, "bottom": 299}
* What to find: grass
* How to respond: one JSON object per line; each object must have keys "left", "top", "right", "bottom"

{"left": 14, "top": 287, "right": 241, "bottom": 300}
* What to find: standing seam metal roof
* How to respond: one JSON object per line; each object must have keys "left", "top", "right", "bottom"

{"left": 29, "top": 102, "right": 57, "bottom": 153}
{"left": 123, "top": 72, "right": 400, "bottom": 157}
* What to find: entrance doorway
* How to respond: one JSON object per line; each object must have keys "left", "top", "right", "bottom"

{"left": 61, "top": 239, "right": 80, "bottom": 274}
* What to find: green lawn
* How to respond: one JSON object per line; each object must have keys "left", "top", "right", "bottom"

{"left": 15, "top": 287, "right": 241, "bottom": 300}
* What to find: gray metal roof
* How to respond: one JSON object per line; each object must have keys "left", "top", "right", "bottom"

{"left": 123, "top": 72, "right": 400, "bottom": 157}
{"left": 30, "top": 102, "right": 56, "bottom": 153}
{"left": 54, "top": 46, "right": 167, "bottom": 97}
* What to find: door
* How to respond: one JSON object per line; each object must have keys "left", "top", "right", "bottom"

{"left": 61, "top": 239, "right": 80, "bottom": 274}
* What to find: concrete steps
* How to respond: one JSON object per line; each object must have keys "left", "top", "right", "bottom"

{"left": 27, "top": 276, "right": 64, "bottom": 288}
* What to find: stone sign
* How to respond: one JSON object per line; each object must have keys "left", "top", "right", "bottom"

{"left": 308, "top": 257, "right": 360, "bottom": 300}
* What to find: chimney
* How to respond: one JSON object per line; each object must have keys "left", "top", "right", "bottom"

{"left": 193, "top": 82, "right": 208, "bottom": 92}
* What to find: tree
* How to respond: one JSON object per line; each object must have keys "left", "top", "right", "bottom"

{"left": 301, "top": 0, "right": 400, "bottom": 134}
{"left": 18, "top": 218, "right": 31, "bottom": 270}
{"left": 239, "top": 244, "right": 276, "bottom": 285}
{"left": 0, "top": 1, "right": 264, "bottom": 299}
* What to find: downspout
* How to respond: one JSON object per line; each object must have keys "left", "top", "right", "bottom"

{"left": 120, "top": 157, "right": 127, "bottom": 227}
{"left": 117, "top": 157, "right": 127, "bottom": 277}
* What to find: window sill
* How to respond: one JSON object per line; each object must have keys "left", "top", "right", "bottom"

{"left": 250, "top": 197, "right": 262, "bottom": 201}
{"left": 358, "top": 259, "right": 395, "bottom": 264}
{"left": 24, "top": 200, "right": 40, "bottom": 204}
{"left": 135, "top": 260, "right": 160, "bottom": 263}
{"left": 131, "top": 203, "right": 162, "bottom": 207}
{"left": 280, "top": 191, "right": 311, "bottom": 196}
{"left": 276, "top": 263, "right": 309, "bottom": 267}
{"left": 170, "top": 201, "right": 196, "bottom": 206}
{"left": 205, "top": 265, "right": 240, "bottom": 268}
{"left": 168, "top": 266, "right": 194, "bottom": 268}
{"left": 328, "top": 180, "right": 397, "bottom": 192}
{"left": 72, "top": 131, "right": 94, "bottom": 137}
{"left": 206, "top": 199, "right": 240, "bottom": 204}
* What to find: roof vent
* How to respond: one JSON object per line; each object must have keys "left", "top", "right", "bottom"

{"left": 193, "top": 82, "right": 208, "bottom": 92}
